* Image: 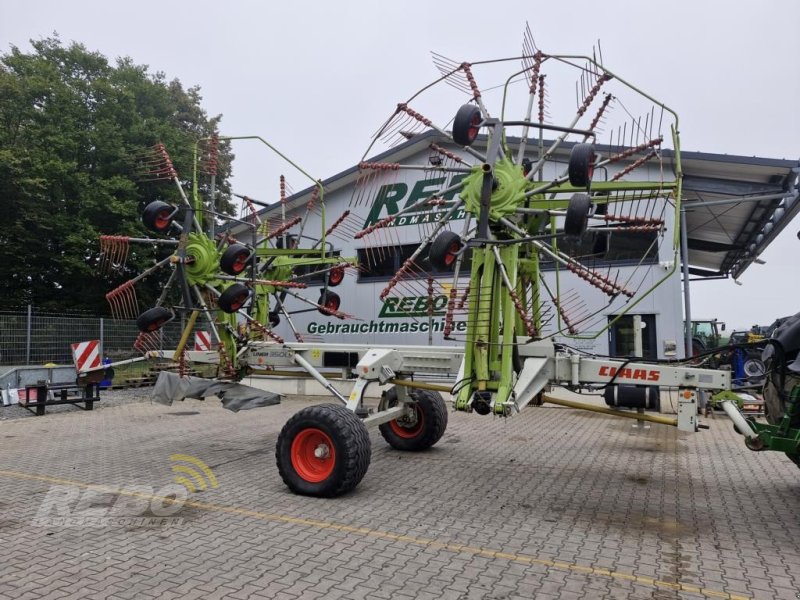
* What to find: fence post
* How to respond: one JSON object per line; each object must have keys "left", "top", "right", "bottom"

{"left": 26, "top": 304, "right": 32, "bottom": 365}
{"left": 100, "top": 317, "right": 104, "bottom": 358}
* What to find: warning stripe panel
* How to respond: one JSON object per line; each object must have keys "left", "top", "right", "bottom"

{"left": 71, "top": 340, "right": 101, "bottom": 371}
{"left": 194, "top": 331, "right": 211, "bottom": 351}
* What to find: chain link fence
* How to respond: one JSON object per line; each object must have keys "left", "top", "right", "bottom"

{"left": 0, "top": 307, "right": 209, "bottom": 366}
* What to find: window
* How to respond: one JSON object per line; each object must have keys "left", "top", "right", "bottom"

{"left": 540, "top": 230, "right": 659, "bottom": 270}
{"left": 356, "top": 243, "right": 472, "bottom": 281}
{"left": 608, "top": 314, "right": 657, "bottom": 360}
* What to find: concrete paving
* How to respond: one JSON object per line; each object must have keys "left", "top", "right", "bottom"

{"left": 0, "top": 390, "right": 798, "bottom": 599}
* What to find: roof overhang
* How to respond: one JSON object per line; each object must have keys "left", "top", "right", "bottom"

{"left": 229, "top": 131, "right": 799, "bottom": 281}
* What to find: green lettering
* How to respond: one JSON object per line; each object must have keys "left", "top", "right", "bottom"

{"left": 362, "top": 183, "right": 408, "bottom": 227}
{"left": 398, "top": 297, "right": 415, "bottom": 313}
{"left": 379, "top": 297, "right": 400, "bottom": 318}
{"left": 405, "top": 177, "right": 446, "bottom": 208}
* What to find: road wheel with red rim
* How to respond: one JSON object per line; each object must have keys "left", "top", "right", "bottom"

{"left": 318, "top": 290, "right": 341, "bottom": 315}
{"left": 220, "top": 243, "right": 251, "bottom": 275}
{"left": 429, "top": 231, "right": 463, "bottom": 271}
{"left": 452, "top": 104, "right": 482, "bottom": 146}
{"left": 136, "top": 306, "right": 173, "bottom": 332}
{"left": 378, "top": 387, "right": 448, "bottom": 451}
{"left": 276, "top": 404, "right": 371, "bottom": 497}
{"left": 218, "top": 283, "right": 250, "bottom": 313}
{"left": 142, "top": 201, "right": 176, "bottom": 233}
{"left": 327, "top": 266, "right": 345, "bottom": 287}
{"left": 568, "top": 143, "right": 596, "bottom": 188}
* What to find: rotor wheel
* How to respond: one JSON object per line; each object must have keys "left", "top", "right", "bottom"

{"left": 220, "top": 244, "right": 251, "bottom": 276}
{"left": 429, "top": 231, "right": 463, "bottom": 271}
{"left": 318, "top": 290, "right": 341, "bottom": 315}
{"left": 218, "top": 283, "right": 250, "bottom": 313}
{"left": 142, "top": 201, "right": 176, "bottom": 233}
{"left": 564, "top": 193, "right": 592, "bottom": 237}
{"left": 269, "top": 311, "right": 280, "bottom": 328}
{"left": 452, "top": 104, "right": 482, "bottom": 146}
{"left": 327, "top": 266, "right": 345, "bottom": 287}
{"left": 276, "top": 404, "right": 371, "bottom": 497}
{"left": 378, "top": 387, "right": 448, "bottom": 451}
{"left": 568, "top": 144, "right": 596, "bottom": 188}
{"left": 136, "top": 306, "right": 173, "bottom": 333}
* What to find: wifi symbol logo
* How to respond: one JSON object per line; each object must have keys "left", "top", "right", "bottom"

{"left": 170, "top": 454, "right": 219, "bottom": 494}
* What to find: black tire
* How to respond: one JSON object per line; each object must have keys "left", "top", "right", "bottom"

{"left": 378, "top": 387, "right": 448, "bottom": 451}
{"left": 220, "top": 244, "right": 251, "bottom": 276}
{"left": 787, "top": 453, "right": 800, "bottom": 469}
{"left": 452, "top": 104, "right": 482, "bottom": 146}
{"left": 136, "top": 306, "right": 173, "bottom": 332}
{"left": 568, "top": 143, "right": 596, "bottom": 187}
{"left": 564, "top": 193, "right": 591, "bottom": 237}
{"left": 142, "top": 201, "right": 176, "bottom": 233}
{"left": 429, "top": 231, "right": 463, "bottom": 271}
{"left": 269, "top": 311, "right": 280, "bottom": 328}
{"left": 318, "top": 290, "right": 341, "bottom": 315}
{"left": 276, "top": 404, "right": 371, "bottom": 497}
{"left": 327, "top": 266, "right": 345, "bottom": 287}
{"left": 218, "top": 283, "right": 250, "bottom": 313}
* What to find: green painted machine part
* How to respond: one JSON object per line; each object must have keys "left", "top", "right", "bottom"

{"left": 101, "top": 135, "right": 356, "bottom": 375}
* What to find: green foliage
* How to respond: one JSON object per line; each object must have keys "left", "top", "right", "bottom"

{"left": 0, "top": 35, "right": 234, "bottom": 313}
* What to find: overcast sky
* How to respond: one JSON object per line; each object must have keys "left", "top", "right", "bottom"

{"left": 3, "top": 0, "right": 799, "bottom": 331}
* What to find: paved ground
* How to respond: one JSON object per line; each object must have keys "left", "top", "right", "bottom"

{"left": 0, "top": 390, "right": 798, "bottom": 599}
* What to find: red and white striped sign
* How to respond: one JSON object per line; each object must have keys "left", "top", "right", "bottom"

{"left": 194, "top": 331, "right": 211, "bottom": 351}
{"left": 71, "top": 340, "right": 101, "bottom": 372}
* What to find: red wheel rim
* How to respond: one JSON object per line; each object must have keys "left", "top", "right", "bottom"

{"left": 146, "top": 319, "right": 165, "bottom": 332}
{"left": 467, "top": 113, "right": 481, "bottom": 142}
{"left": 290, "top": 428, "right": 336, "bottom": 482}
{"left": 444, "top": 241, "right": 461, "bottom": 266}
{"left": 232, "top": 252, "right": 248, "bottom": 273}
{"left": 155, "top": 210, "right": 172, "bottom": 230}
{"left": 324, "top": 297, "right": 340, "bottom": 312}
{"left": 230, "top": 292, "right": 248, "bottom": 311}
{"left": 389, "top": 404, "right": 424, "bottom": 439}
{"left": 329, "top": 266, "right": 344, "bottom": 285}
{"left": 586, "top": 152, "right": 596, "bottom": 180}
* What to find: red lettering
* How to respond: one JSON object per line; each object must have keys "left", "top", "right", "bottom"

{"left": 633, "top": 369, "right": 647, "bottom": 380}
{"left": 648, "top": 370, "right": 660, "bottom": 382}
{"left": 599, "top": 366, "right": 610, "bottom": 376}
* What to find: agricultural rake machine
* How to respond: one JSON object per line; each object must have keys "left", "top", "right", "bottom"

{"left": 98, "top": 35, "right": 799, "bottom": 497}
{"left": 100, "top": 135, "right": 357, "bottom": 379}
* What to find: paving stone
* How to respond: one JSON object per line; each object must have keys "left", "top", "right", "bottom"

{"left": 0, "top": 393, "right": 798, "bottom": 599}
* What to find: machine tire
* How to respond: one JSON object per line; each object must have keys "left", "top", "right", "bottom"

{"left": 318, "top": 290, "right": 341, "bottom": 315}
{"left": 568, "top": 143, "right": 596, "bottom": 187}
{"left": 218, "top": 283, "right": 250, "bottom": 313}
{"left": 429, "top": 231, "right": 463, "bottom": 271}
{"left": 136, "top": 306, "right": 173, "bottom": 332}
{"left": 743, "top": 353, "right": 766, "bottom": 380}
{"left": 564, "top": 193, "right": 592, "bottom": 237}
{"left": 378, "top": 387, "right": 448, "bottom": 451}
{"left": 142, "top": 201, "right": 176, "bottom": 233}
{"left": 220, "top": 244, "right": 251, "bottom": 275}
{"left": 276, "top": 404, "right": 371, "bottom": 497}
{"left": 327, "top": 266, "right": 345, "bottom": 287}
{"left": 452, "top": 104, "right": 482, "bottom": 146}
{"left": 268, "top": 311, "right": 280, "bottom": 328}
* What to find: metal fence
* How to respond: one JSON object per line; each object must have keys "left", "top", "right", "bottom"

{"left": 0, "top": 307, "right": 206, "bottom": 366}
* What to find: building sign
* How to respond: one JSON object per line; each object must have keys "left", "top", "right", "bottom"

{"left": 362, "top": 175, "right": 468, "bottom": 227}
{"left": 307, "top": 320, "right": 467, "bottom": 335}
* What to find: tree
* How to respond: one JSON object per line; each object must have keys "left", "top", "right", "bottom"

{"left": 0, "top": 35, "right": 234, "bottom": 313}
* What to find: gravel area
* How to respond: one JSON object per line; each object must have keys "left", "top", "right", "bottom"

{"left": 0, "top": 387, "right": 154, "bottom": 420}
